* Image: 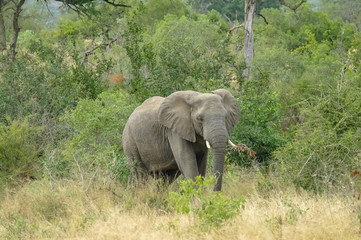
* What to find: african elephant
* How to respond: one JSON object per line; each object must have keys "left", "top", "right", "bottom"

{"left": 122, "top": 89, "right": 240, "bottom": 191}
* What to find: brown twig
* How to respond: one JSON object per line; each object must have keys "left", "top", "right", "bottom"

{"left": 229, "top": 23, "right": 245, "bottom": 34}
{"left": 230, "top": 141, "right": 256, "bottom": 159}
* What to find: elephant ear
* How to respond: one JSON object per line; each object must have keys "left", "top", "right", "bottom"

{"left": 158, "top": 91, "right": 199, "bottom": 142}
{"left": 212, "top": 89, "right": 240, "bottom": 134}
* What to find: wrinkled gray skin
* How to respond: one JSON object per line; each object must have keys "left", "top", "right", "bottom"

{"left": 122, "top": 89, "right": 240, "bottom": 191}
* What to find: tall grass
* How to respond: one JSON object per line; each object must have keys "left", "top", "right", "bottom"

{"left": 0, "top": 170, "right": 360, "bottom": 239}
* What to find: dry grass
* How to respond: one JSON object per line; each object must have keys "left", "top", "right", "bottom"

{"left": 0, "top": 172, "right": 360, "bottom": 240}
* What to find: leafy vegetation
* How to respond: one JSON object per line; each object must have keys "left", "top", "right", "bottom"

{"left": 0, "top": 118, "right": 42, "bottom": 189}
{"left": 60, "top": 89, "right": 136, "bottom": 183}
{"left": 0, "top": 0, "right": 361, "bottom": 238}
{"left": 166, "top": 176, "right": 245, "bottom": 227}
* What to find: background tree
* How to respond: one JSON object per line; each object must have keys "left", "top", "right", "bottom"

{"left": 242, "top": 0, "right": 256, "bottom": 78}
{"left": 319, "top": 0, "right": 361, "bottom": 30}
{"left": 242, "top": 0, "right": 306, "bottom": 79}
{"left": 9, "top": 0, "right": 25, "bottom": 62}
{"left": 188, "top": 0, "right": 280, "bottom": 22}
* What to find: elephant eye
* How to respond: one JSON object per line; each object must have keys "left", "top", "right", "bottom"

{"left": 197, "top": 115, "right": 204, "bottom": 123}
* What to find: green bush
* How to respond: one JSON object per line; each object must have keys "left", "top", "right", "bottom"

{"left": 139, "top": 0, "right": 190, "bottom": 28}
{"left": 272, "top": 76, "right": 361, "bottom": 192}
{"left": 0, "top": 47, "right": 111, "bottom": 125}
{"left": 229, "top": 82, "right": 286, "bottom": 166}
{"left": 166, "top": 176, "right": 245, "bottom": 227}
{"left": 0, "top": 118, "right": 42, "bottom": 188}
{"left": 56, "top": 89, "right": 138, "bottom": 183}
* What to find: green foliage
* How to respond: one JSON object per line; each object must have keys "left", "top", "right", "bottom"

{"left": 188, "top": 0, "right": 280, "bottom": 21}
{"left": 0, "top": 43, "right": 111, "bottom": 123}
{"left": 123, "top": 8, "right": 233, "bottom": 98}
{"left": 57, "top": 18, "right": 85, "bottom": 39}
{"left": 59, "top": 90, "right": 137, "bottom": 182}
{"left": 123, "top": 3, "right": 155, "bottom": 98}
{"left": 248, "top": 5, "right": 361, "bottom": 192}
{"left": 229, "top": 84, "right": 286, "bottom": 166}
{"left": 257, "top": 6, "right": 356, "bottom": 52}
{"left": 0, "top": 118, "right": 42, "bottom": 188}
{"left": 319, "top": 0, "right": 361, "bottom": 30}
{"left": 139, "top": 0, "right": 190, "bottom": 28}
{"left": 148, "top": 14, "right": 232, "bottom": 96}
{"left": 272, "top": 75, "right": 361, "bottom": 192}
{"left": 166, "top": 176, "right": 245, "bottom": 227}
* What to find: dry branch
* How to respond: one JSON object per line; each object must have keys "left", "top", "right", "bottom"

{"left": 82, "top": 34, "right": 123, "bottom": 64}
{"left": 229, "top": 23, "right": 244, "bottom": 33}
{"left": 229, "top": 142, "right": 256, "bottom": 159}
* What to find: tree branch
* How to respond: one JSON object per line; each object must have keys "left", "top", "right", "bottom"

{"left": 57, "top": 0, "right": 130, "bottom": 8}
{"left": 65, "top": 3, "right": 90, "bottom": 18}
{"left": 229, "top": 23, "right": 244, "bottom": 33}
{"left": 279, "top": 0, "right": 306, "bottom": 12}
{"left": 103, "top": 0, "right": 130, "bottom": 8}
{"left": 257, "top": 13, "right": 268, "bottom": 24}
{"left": 224, "top": 15, "right": 244, "bottom": 34}
{"left": 82, "top": 34, "right": 123, "bottom": 64}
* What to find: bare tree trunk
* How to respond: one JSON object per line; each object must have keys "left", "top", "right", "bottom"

{"left": 0, "top": 2, "right": 6, "bottom": 54}
{"left": 9, "top": 0, "right": 25, "bottom": 62}
{"left": 243, "top": 0, "right": 257, "bottom": 79}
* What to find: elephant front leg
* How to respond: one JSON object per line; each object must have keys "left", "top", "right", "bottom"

{"left": 168, "top": 133, "right": 199, "bottom": 180}
{"left": 197, "top": 150, "right": 208, "bottom": 178}
{"left": 128, "top": 161, "right": 149, "bottom": 186}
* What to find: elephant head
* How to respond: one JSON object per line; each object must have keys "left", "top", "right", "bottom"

{"left": 158, "top": 89, "right": 240, "bottom": 191}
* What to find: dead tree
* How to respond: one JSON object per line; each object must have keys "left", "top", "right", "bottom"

{"left": 242, "top": 0, "right": 257, "bottom": 79}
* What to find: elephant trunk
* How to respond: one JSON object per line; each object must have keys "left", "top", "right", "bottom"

{"left": 212, "top": 145, "right": 227, "bottom": 191}
{"left": 205, "top": 123, "right": 228, "bottom": 191}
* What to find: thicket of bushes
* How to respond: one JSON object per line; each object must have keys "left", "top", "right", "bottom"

{"left": 0, "top": 0, "right": 360, "bottom": 195}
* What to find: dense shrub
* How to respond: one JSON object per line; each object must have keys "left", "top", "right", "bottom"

{"left": 166, "top": 176, "right": 245, "bottom": 227}
{"left": 272, "top": 76, "right": 361, "bottom": 192}
{"left": 229, "top": 72, "right": 286, "bottom": 166}
{"left": 0, "top": 118, "right": 42, "bottom": 188}
{"left": 0, "top": 48, "right": 111, "bottom": 125}
{"left": 249, "top": 6, "right": 361, "bottom": 192}
{"left": 54, "top": 89, "right": 138, "bottom": 183}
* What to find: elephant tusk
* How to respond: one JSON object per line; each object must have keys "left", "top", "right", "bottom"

{"left": 228, "top": 139, "right": 237, "bottom": 148}
{"left": 206, "top": 141, "right": 211, "bottom": 149}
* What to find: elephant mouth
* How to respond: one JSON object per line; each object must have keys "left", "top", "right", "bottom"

{"left": 205, "top": 140, "right": 237, "bottom": 149}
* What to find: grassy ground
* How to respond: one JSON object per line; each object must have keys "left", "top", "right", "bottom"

{"left": 0, "top": 170, "right": 360, "bottom": 239}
